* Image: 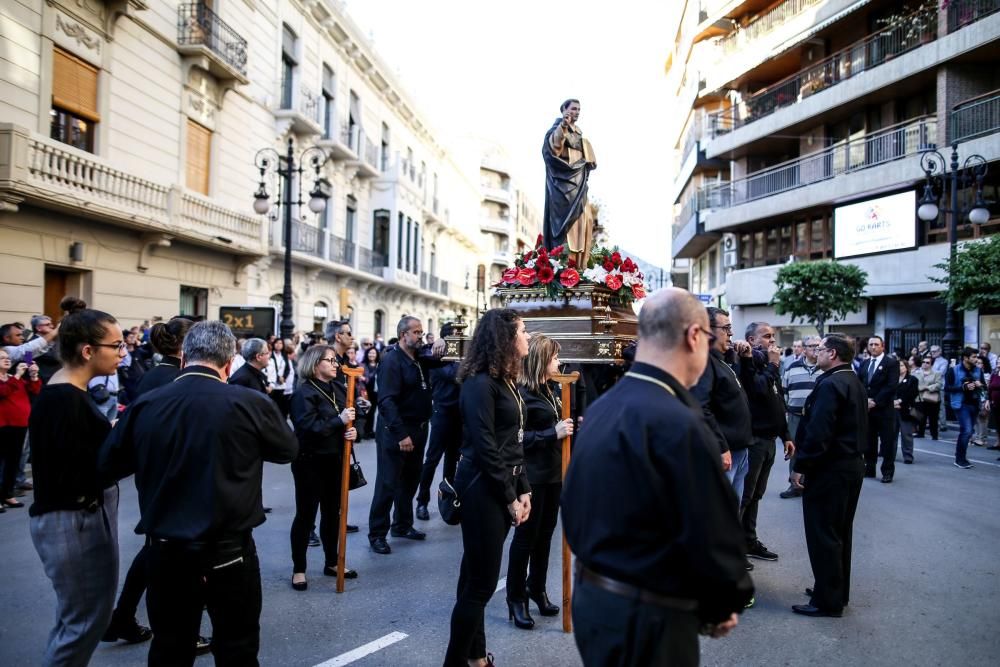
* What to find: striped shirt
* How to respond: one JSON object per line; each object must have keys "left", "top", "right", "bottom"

{"left": 782, "top": 359, "right": 820, "bottom": 416}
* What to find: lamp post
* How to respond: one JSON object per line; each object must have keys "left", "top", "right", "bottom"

{"left": 916, "top": 143, "right": 990, "bottom": 361}
{"left": 253, "top": 138, "right": 331, "bottom": 340}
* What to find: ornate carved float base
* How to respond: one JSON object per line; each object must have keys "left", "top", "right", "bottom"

{"left": 444, "top": 284, "right": 638, "bottom": 364}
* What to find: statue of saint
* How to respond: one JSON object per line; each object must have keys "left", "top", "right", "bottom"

{"left": 543, "top": 99, "right": 597, "bottom": 264}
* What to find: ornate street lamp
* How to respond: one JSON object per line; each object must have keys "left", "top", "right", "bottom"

{"left": 253, "top": 138, "right": 330, "bottom": 340}
{"left": 916, "top": 143, "right": 990, "bottom": 361}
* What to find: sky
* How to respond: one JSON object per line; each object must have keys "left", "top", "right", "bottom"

{"left": 345, "top": 0, "right": 680, "bottom": 268}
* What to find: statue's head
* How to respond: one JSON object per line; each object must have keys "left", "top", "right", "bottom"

{"left": 560, "top": 99, "right": 581, "bottom": 122}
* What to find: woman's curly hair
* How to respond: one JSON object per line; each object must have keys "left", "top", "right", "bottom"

{"left": 457, "top": 308, "right": 522, "bottom": 382}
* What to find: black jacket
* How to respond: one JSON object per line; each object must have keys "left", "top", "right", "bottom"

{"left": 561, "top": 363, "right": 753, "bottom": 624}
{"left": 289, "top": 379, "right": 349, "bottom": 457}
{"left": 133, "top": 356, "right": 181, "bottom": 400}
{"left": 229, "top": 363, "right": 270, "bottom": 395}
{"left": 98, "top": 365, "right": 297, "bottom": 541}
{"left": 691, "top": 349, "right": 752, "bottom": 453}
{"left": 896, "top": 374, "right": 920, "bottom": 423}
{"left": 377, "top": 345, "right": 444, "bottom": 442}
{"left": 793, "top": 365, "right": 868, "bottom": 472}
{"left": 431, "top": 361, "right": 461, "bottom": 414}
{"left": 739, "top": 349, "right": 791, "bottom": 441}
{"left": 857, "top": 355, "right": 899, "bottom": 412}
{"left": 519, "top": 383, "right": 563, "bottom": 485}
{"left": 459, "top": 372, "right": 530, "bottom": 504}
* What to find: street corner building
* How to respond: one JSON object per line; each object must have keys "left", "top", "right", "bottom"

{"left": 0, "top": 1, "right": 540, "bottom": 335}
{"left": 667, "top": 0, "right": 1000, "bottom": 349}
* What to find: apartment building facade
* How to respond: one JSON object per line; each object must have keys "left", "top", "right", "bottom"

{"left": 0, "top": 0, "right": 501, "bottom": 337}
{"left": 668, "top": 0, "right": 1000, "bottom": 351}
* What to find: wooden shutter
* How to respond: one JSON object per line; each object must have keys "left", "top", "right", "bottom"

{"left": 52, "top": 48, "right": 100, "bottom": 122}
{"left": 186, "top": 119, "right": 212, "bottom": 195}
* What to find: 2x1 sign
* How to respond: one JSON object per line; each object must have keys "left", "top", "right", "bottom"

{"left": 219, "top": 306, "right": 277, "bottom": 338}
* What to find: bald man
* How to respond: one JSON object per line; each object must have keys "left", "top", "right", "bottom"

{"left": 562, "top": 289, "right": 752, "bottom": 667}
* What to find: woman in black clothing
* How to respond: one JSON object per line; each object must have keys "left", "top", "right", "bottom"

{"left": 361, "top": 346, "right": 380, "bottom": 439}
{"left": 505, "top": 335, "right": 574, "bottom": 629}
{"left": 268, "top": 338, "right": 294, "bottom": 418}
{"left": 288, "top": 344, "right": 358, "bottom": 590}
{"left": 444, "top": 308, "right": 531, "bottom": 667}
{"left": 895, "top": 359, "right": 921, "bottom": 465}
{"left": 104, "top": 316, "right": 197, "bottom": 646}
{"left": 29, "top": 306, "right": 125, "bottom": 665}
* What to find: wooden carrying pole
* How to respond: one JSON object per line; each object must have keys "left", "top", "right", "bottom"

{"left": 551, "top": 371, "right": 579, "bottom": 633}
{"left": 336, "top": 366, "right": 364, "bottom": 593}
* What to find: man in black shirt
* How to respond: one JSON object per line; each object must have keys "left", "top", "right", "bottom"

{"left": 228, "top": 338, "right": 271, "bottom": 394}
{"left": 98, "top": 321, "right": 297, "bottom": 666}
{"left": 367, "top": 316, "right": 443, "bottom": 554}
{"left": 562, "top": 288, "right": 752, "bottom": 666}
{"left": 792, "top": 333, "right": 867, "bottom": 617}
{"left": 415, "top": 323, "right": 461, "bottom": 521}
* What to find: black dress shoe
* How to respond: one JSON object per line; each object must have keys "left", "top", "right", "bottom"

{"left": 263, "top": 507, "right": 273, "bottom": 514}
{"left": 195, "top": 636, "right": 211, "bottom": 655}
{"left": 805, "top": 587, "right": 813, "bottom": 596}
{"left": 370, "top": 537, "right": 391, "bottom": 554}
{"left": 880, "top": 475, "right": 893, "bottom": 483}
{"left": 526, "top": 588, "right": 560, "bottom": 616}
{"left": 291, "top": 577, "right": 307, "bottom": 591}
{"left": 324, "top": 565, "right": 358, "bottom": 579}
{"left": 102, "top": 617, "right": 152, "bottom": 643}
{"left": 745, "top": 559, "right": 754, "bottom": 571}
{"left": 415, "top": 504, "right": 430, "bottom": 521}
{"left": 308, "top": 531, "right": 321, "bottom": 547}
{"left": 792, "top": 604, "right": 842, "bottom": 618}
{"left": 506, "top": 598, "right": 535, "bottom": 629}
{"left": 390, "top": 527, "right": 426, "bottom": 540}
{"left": 346, "top": 524, "right": 359, "bottom": 533}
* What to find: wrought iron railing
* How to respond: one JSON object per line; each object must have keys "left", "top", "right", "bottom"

{"left": 949, "top": 90, "right": 1000, "bottom": 143}
{"left": 359, "top": 247, "right": 386, "bottom": 276}
{"left": 947, "top": 0, "right": 1000, "bottom": 31}
{"left": 702, "top": 116, "right": 935, "bottom": 208}
{"left": 439, "top": 280, "right": 449, "bottom": 296}
{"left": 363, "top": 137, "right": 379, "bottom": 170}
{"left": 329, "top": 234, "right": 355, "bottom": 266}
{"left": 429, "top": 276, "right": 440, "bottom": 293}
{"left": 710, "top": 6, "right": 938, "bottom": 136}
{"left": 716, "top": 0, "right": 823, "bottom": 56}
{"left": 177, "top": 3, "right": 247, "bottom": 76}
{"left": 290, "top": 220, "right": 320, "bottom": 256}
{"left": 342, "top": 124, "right": 358, "bottom": 151}
{"left": 420, "top": 271, "right": 428, "bottom": 289}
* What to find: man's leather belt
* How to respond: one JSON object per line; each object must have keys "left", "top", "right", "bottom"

{"left": 578, "top": 565, "right": 697, "bottom": 612}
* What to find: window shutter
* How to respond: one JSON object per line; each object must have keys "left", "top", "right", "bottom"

{"left": 52, "top": 48, "right": 100, "bottom": 122}
{"left": 186, "top": 119, "right": 212, "bottom": 195}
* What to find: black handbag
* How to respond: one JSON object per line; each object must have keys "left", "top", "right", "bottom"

{"left": 438, "top": 472, "right": 481, "bottom": 526}
{"left": 88, "top": 376, "right": 111, "bottom": 403}
{"left": 348, "top": 450, "right": 367, "bottom": 490}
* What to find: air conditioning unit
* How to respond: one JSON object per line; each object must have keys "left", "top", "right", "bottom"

{"left": 722, "top": 233, "right": 738, "bottom": 268}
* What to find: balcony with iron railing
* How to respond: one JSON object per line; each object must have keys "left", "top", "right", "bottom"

{"left": 709, "top": 5, "right": 938, "bottom": 138}
{"left": 949, "top": 89, "right": 1000, "bottom": 144}
{"left": 274, "top": 86, "right": 323, "bottom": 136}
{"left": 349, "top": 134, "right": 380, "bottom": 179}
{"left": 328, "top": 234, "right": 355, "bottom": 267}
{"left": 701, "top": 116, "right": 935, "bottom": 230}
{"left": 317, "top": 112, "right": 357, "bottom": 161}
{"left": 358, "top": 247, "right": 387, "bottom": 276}
{"left": 176, "top": 2, "right": 248, "bottom": 85}
{"left": 0, "top": 124, "right": 263, "bottom": 254}
{"left": 947, "top": 0, "right": 1000, "bottom": 30}
{"left": 716, "top": 0, "right": 823, "bottom": 56}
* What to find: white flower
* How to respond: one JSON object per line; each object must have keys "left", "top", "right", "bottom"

{"left": 550, "top": 257, "right": 560, "bottom": 269}
{"left": 526, "top": 259, "right": 536, "bottom": 269}
{"left": 582, "top": 265, "right": 608, "bottom": 283}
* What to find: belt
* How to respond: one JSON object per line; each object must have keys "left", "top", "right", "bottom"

{"left": 577, "top": 565, "right": 698, "bottom": 612}
{"left": 149, "top": 531, "right": 251, "bottom": 551}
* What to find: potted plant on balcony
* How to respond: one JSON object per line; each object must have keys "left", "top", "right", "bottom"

{"left": 875, "top": 0, "right": 938, "bottom": 52}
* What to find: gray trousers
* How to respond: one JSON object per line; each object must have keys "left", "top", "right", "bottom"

{"left": 30, "top": 486, "right": 119, "bottom": 667}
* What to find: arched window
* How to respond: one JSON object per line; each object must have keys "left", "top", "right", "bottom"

{"left": 313, "top": 301, "right": 329, "bottom": 333}
{"left": 374, "top": 309, "right": 385, "bottom": 337}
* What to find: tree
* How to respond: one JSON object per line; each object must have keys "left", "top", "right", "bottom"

{"left": 931, "top": 234, "right": 1000, "bottom": 311}
{"left": 770, "top": 261, "right": 868, "bottom": 336}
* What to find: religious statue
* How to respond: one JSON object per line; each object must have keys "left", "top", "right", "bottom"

{"left": 543, "top": 99, "right": 597, "bottom": 264}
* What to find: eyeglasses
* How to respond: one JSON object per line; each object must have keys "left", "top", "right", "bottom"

{"left": 92, "top": 341, "right": 127, "bottom": 352}
{"left": 711, "top": 325, "right": 733, "bottom": 334}
{"left": 805, "top": 344, "right": 819, "bottom": 349}
{"left": 320, "top": 357, "right": 338, "bottom": 364}
{"left": 815, "top": 346, "right": 829, "bottom": 353}
{"left": 363, "top": 342, "right": 373, "bottom": 347}
{"left": 694, "top": 325, "right": 716, "bottom": 344}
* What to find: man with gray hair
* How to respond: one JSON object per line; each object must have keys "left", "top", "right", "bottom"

{"left": 229, "top": 337, "right": 271, "bottom": 395}
{"left": 99, "top": 321, "right": 297, "bottom": 666}
{"left": 930, "top": 345, "right": 949, "bottom": 432}
{"left": 780, "top": 335, "right": 822, "bottom": 498}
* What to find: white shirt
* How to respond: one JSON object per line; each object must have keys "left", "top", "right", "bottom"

{"left": 266, "top": 354, "right": 295, "bottom": 394}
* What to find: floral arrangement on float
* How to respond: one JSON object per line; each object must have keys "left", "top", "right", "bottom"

{"left": 498, "top": 235, "right": 647, "bottom": 304}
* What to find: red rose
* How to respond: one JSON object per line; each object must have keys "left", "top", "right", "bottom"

{"left": 551, "top": 245, "right": 564, "bottom": 256}
{"left": 502, "top": 268, "right": 518, "bottom": 284}
{"left": 537, "top": 249, "right": 549, "bottom": 263}
{"left": 632, "top": 284, "right": 646, "bottom": 299}
{"left": 537, "top": 264, "right": 555, "bottom": 284}
{"left": 605, "top": 273, "right": 623, "bottom": 290}
{"left": 536, "top": 234, "right": 544, "bottom": 246}
{"left": 559, "top": 268, "right": 581, "bottom": 288}
{"left": 602, "top": 259, "right": 614, "bottom": 272}
{"left": 611, "top": 251, "right": 622, "bottom": 266}
{"left": 517, "top": 268, "right": 537, "bottom": 286}
{"left": 622, "top": 258, "right": 635, "bottom": 273}
{"left": 567, "top": 258, "right": 577, "bottom": 268}
{"left": 523, "top": 250, "right": 534, "bottom": 261}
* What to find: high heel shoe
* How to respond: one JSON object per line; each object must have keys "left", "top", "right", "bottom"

{"left": 526, "top": 588, "right": 560, "bottom": 616}
{"left": 506, "top": 598, "right": 535, "bottom": 629}
{"left": 291, "top": 574, "right": 307, "bottom": 591}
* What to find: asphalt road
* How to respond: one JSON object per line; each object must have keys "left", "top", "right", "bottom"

{"left": 1, "top": 428, "right": 998, "bottom": 666}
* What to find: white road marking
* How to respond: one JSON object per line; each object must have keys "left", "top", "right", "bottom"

{"left": 913, "top": 447, "right": 1000, "bottom": 468}
{"left": 313, "top": 631, "right": 408, "bottom": 667}
{"left": 495, "top": 576, "right": 507, "bottom": 593}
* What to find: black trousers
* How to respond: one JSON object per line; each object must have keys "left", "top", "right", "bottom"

{"left": 572, "top": 575, "right": 699, "bottom": 667}
{"left": 865, "top": 409, "right": 896, "bottom": 476}
{"left": 270, "top": 392, "right": 291, "bottom": 419}
{"left": 917, "top": 402, "right": 940, "bottom": 439}
{"left": 113, "top": 545, "right": 149, "bottom": 622}
{"left": 802, "top": 457, "right": 864, "bottom": 612}
{"left": 368, "top": 420, "right": 428, "bottom": 539}
{"left": 444, "top": 469, "right": 510, "bottom": 666}
{"left": 290, "top": 453, "right": 342, "bottom": 573}
{"left": 146, "top": 535, "right": 261, "bottom": 667}
{"left": 506, "top": 481, "right": 561, "bottom": 601}
{"left": 0, "top": 426, "right": 26, "bottom": 499}
{"left": 363, "top": 392, "right": 377, "bottom": 439}
{"left": 741, "top": 436, "right": 776, "bottom": 545}
{"left": 416, "top": 409, "right": 461, "bottom": 506}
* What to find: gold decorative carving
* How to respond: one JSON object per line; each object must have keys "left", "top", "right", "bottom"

{"left": 597, "top": 343, "right": 611, "bottom": 357}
